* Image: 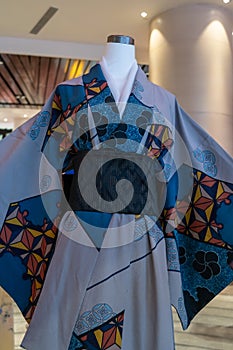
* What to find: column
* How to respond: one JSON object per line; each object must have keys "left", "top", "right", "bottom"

{"left": 149, "top": 3, "right": 233, "bottom": 155}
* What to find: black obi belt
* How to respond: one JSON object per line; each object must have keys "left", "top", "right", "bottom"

{"left": 68, "top": 148, "right": 166, "bottom": 216}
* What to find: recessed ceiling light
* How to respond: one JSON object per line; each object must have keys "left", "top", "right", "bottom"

{"left": 0, "top": 60, "right": 4, "bottom": 65}
{"left": 223, "top": 0, "right": 231, "bottom": 4}
{"left": 16, "top": 95, "right": 26, "bottom": 100}
{"left": 141, "top": 11, "right": 148, "bottom": 18}
{"left": 3, "top": 118, "right": 8, "bottom": 122}
{"left": 23, "top": 114, "right": 28, "bottom": 118}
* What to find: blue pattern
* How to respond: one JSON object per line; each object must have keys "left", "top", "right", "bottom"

{"left": 132, "top": 80, "right": 144, "bottom": 100}
{"left": 177, "top": 296, "right": 188, "bottom": 329}
{"left": 178, "top": 233, "right": 233, "bottom": 301}
{"left": 73, "top": 303, "right": 116, "bottom": 336}
{"left": 193, "top": 147, "right": 217, "bottom": 176}
{"left": 166, "top": 238, "right": 180, "bottom": 272}
{"left": 28, "top": 111, "right": 50, "bottom": 140}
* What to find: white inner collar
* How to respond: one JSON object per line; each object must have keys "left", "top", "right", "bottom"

{"left": 100, "top": 57, "right": 138, "bottom": 118}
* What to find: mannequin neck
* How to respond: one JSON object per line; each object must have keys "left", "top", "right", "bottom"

{"left": 102, "top": 42, "right": 136, "bottom": 77}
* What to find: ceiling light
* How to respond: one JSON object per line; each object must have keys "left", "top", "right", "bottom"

{"left": 141, "top": 11, "right": 148, "bottom": 18}
{"left": 3, "top": 118, "right": 8, "bottom": 122}
{"left": 223, "top": 0, "right": 231, "bottom": 4}
{"left": 0, "top": 60, "right": 4, "bottom": 65}
{"left": 16, "top": 95, "right": 26, "bottom": 100}
{"left": 23, "top": 114, "right": 28, "bottom": 118}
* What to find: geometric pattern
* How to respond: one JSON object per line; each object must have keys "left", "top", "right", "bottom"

{"left": 0, "top": 201, "right": 58, "bottom": 322}
{"left": 146, "top": 124, "right": 173, "bottom": 161}
{"left": 77, "top": 310, "right": 124, "bottom": 350}
{"left": 42, "top": 76, "right": 108, "bottom": 155}
{"left": 176, "top": 169, "right": 233, "bottom": 248}
{"left": 84, "top": 78, "right": 107, "bottom": 102}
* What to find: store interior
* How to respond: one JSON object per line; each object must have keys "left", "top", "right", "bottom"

{"left": 0, "top": 1, "right": 233, "bottom": 349}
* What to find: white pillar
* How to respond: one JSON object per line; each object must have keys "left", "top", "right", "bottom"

{"left": 149, "top": 4, "right": 233, "bottom": 155}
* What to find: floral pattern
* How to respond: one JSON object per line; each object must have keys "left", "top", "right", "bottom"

{"left": 193, "top": 148, "right": 217, "bottom": 177}
{"left": 193, "top": 251, "right": 221, "bottom": 279}
{"left": 28, "top": 111, "right": 50, "bottom": 141}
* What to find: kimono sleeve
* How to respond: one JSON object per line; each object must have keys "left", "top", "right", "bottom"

{"left": 162, "top": 98, "right": 233, "bottom": 328}
{"left": 0, "top": 86, "right": 64, "bottom": 323}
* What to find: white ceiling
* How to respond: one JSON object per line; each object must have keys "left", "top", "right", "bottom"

{"left": 0, "top": 0, "right": 232, "bottom": 126}
{"left": 0, "top": 0, "right": 233, "bottom": 63}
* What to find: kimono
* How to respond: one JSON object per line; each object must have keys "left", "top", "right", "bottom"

{"left": 0, "top": 63, "right": 232, "bottom": 350}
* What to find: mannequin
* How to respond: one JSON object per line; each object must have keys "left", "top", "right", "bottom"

{"left": 77, "top": 35, "right": 138, "bottom": 246}
{"left": 100, "top": 35, "right": 138, "bottom": 116}
{"left": 102, "top": 35, "right": 136, "bottom": 77}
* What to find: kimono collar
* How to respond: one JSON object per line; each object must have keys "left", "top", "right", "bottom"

{"left": 82, "top": 63, "right": 155, "bottom": 110}
{"left": 99, "top": 57, "right": 138, "bottom": 117}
